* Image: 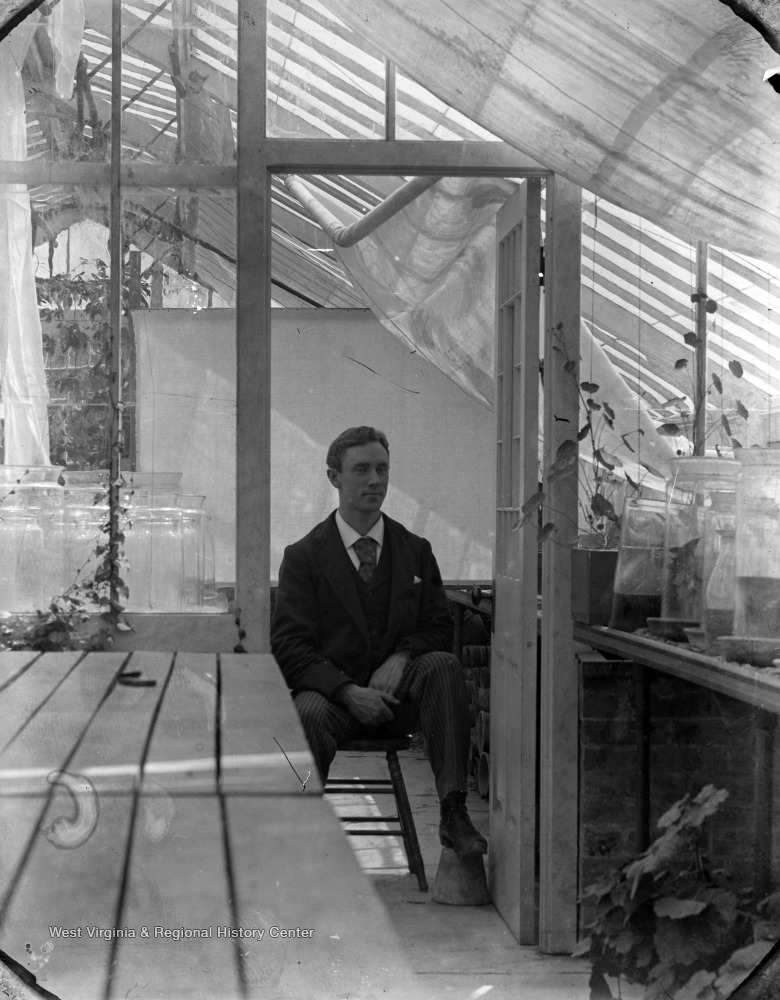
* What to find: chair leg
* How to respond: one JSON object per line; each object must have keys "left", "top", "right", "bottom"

{"left": 385, "top": 750, "right": 428, "bottom": 892}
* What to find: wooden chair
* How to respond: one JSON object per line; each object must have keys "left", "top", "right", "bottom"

{"left": 326, "top": 736, "right": 428, "bottom": 892}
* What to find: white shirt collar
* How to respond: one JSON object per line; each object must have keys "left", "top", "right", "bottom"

{"left": 335, "top": 510, "right": 384, "bottom": 552}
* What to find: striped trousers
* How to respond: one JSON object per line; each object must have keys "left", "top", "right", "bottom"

{"left": 293, "top": 651, "right": 470, "bottom": 800}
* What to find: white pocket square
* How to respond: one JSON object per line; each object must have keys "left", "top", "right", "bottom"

{"left": 413, "top": 576, "right": 422, "bottom": 584}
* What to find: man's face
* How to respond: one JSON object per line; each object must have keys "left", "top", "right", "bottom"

{"left": 328, "top": 441, "right": 389, "bottom": 519}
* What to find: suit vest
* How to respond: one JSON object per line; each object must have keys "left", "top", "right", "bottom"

{"left": 348, "top": 540, "right": 393, "bottom": 666}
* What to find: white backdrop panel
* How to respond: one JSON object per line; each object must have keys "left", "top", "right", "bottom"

{"left": 134, "top": 308, "right": 494, "bottom": 583}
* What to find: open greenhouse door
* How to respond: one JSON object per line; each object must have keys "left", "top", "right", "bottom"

{"left": 490, "top": 180, "right": 542, "bottom": 944}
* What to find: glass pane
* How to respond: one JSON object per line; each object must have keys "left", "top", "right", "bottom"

{"left": 13, "top": 0, "right": 116, "bottom": 166}
{"left": 122, "top": 1, "right": 238, "bottom": 166}
{"left": 394, "top": 70, "right": 502, "bottom": 142}
{"left": 124, "top": 186, "right": 236, "bottom": 612}
{"left": 267, "top": 0, "right": 385, "bottom": 139}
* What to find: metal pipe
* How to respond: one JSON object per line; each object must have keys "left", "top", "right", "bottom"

{"left": 283, "top": 173, "right": 440, "bottom": 247}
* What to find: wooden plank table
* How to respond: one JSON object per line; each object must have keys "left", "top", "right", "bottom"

{"left": 0, "top": 651, "right": 416, "bottom": 1000}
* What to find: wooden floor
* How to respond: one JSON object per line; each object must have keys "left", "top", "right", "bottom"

{"left": 330, "top": 747, "right": 592, "bottom": 1000}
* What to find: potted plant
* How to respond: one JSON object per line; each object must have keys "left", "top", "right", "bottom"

{"left": 575, "top": 784, "right": 779, "bottom": 1000}
{"left": 522, "top": 326, "right": 647, "bottom": 624}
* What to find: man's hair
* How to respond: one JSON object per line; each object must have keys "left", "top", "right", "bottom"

{"left": 326, "top": 426, "right": 390, "bottom": 472}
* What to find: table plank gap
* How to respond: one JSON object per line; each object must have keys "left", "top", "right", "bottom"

{"left": 65, "top": 651, "right": 176, "bottom": 794}
{"left": 218, "top": 653, "right": 321, "bottom": 795}
{"left": 225, "top": 795, "right": 416, "bottom": 1000}
{"left": 107, "top": 796, "right": 244, "bottom": 1000}
{"left": 0, "top": 650, "right": 43, "bottom": 692}
{"left": 0, "top": 651, "right": 85, "bottom": 756}
{"left": 143, "top": 652, "right": 219, "bottom": 794}
{"left": 0, "top": 790, "right": 136, "bottom": 1000}
{"left": 0, "top": 653, "right": 130, "bottom": 772}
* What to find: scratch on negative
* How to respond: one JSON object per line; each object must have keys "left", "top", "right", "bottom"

{"left": 343, "top": 354, "right": 420, "bottom": 394}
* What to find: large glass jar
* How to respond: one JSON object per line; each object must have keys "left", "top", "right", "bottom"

{"left": 703, "top": 527, "right": 736, "bottom": 652}
{"left": 62, "top": 505, "right": 104, "bottom": 600}
{"left": 0, "top": 507, "right": 45, "bottom": 611}
{"left": 660, "top": 458, "right": 739, "bottom": 627}
{"left": 733, "top": 450, "right": 780, "bottom": 639}
{"left": 609, "top": 497, "right": 666, "bottom": 631}
{"left": 149, "top": 510, "right": 185, "bottom": 611}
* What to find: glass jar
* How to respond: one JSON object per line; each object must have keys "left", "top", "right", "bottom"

{"left": 179, "top": 508, "right": 203, "bottom": 608}
{"left": 609, "top": 497, "right": 666, "bottom": 631}
{"left": 660, "top": 458, "right": 740, "bottom": 626}
{"left": 62, "top": 505, "right": 104, "bottom": 598}
{"left": 149, "top": 509, "right": 185, "bottom": 611}
{"left": 703, "top": 527, "right": 736, "bottom": 651}
{"left": 734, "top": 450, "right": 780, "bottom": 639}
{"left": 123, "top": 509, "right": 153, "bottom": 611}
{"left": 0, "top": 506, "right": 45, "bottom": 611}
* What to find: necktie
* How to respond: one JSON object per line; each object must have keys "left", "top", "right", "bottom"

{"left": 353, "top": 536, "right": 378, "bottom": 583}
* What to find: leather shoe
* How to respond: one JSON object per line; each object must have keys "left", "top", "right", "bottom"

{"left": 439, "top": 791, "right": 487, "bottom": 855}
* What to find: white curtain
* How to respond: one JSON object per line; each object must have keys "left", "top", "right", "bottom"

{"left": 0, "top": 14, "right": 50, "bottom": 465}
{"left": 321, "top": 0, "right": 780, "bottom": 267}
{"left": 0, "top": 0, "right": 83, "bottom": 465}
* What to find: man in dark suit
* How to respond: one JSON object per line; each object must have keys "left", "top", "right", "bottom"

{"left": 271, "top": 425, "right": 487, "bottom": 856}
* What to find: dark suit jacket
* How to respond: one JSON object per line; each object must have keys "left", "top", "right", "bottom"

{"left": 271, "top": 511, "right": 453, "bottom": 700}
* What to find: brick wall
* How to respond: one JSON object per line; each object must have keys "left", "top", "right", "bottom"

{"left": 578, "top": 652, "right": 778, "bottom": 930}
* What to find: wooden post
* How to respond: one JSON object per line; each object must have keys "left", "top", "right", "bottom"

{"left": 694, "top": 241, "right": 708, "bottom": 456}
{"left": 634, "top": 664, "right": 651, "bottom": 853}
{"left": 539, "top": 175, "right": 581, "bottom": 953}
{"left": 236, "top": 0, "right": 271, "bottom": 651}
{"left": 108, "top": 0, "right": 123, "bottom": 622}
{"left": 753, "top": 710, "right": 775, "bottom": 905}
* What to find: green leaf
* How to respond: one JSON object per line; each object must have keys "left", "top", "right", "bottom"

{"left": 538, "top": 522, "right": 556, "bottom": 542}
{"left": 572, "top": 936, "right": 592, "bottom": 958}
{"left": 603, "top": 402, "right": 615, "bottom": 422}
{"left": 521, "top": 491, "right": 545, "bottom": 514}
{"left": 580, "top": 381, "right": 599, "bottom": 393}
{"left": 711, "top": 372, "right": 723, "bottom": 394}
{"left": 657, "top": 422, "right": 682, "bottom": 437}
{"left": 705, "top": 298, "right": 718, "bottom": 314}
{"left": 728, "top": 359, "right": 744, "bottom": 378}
{"left": 593, "top": 448, "right": 615, "bottom": 471}
{"left": 731, "top": 437, "right": 743, "bottom": 450}
{"left": 654, "top": 897, "right": 707, "bottom": 919}
{"left": 684, "top": 332, "right": 701, "bottom": 347}
{"left": 736, "top": 400, "right": 749, "bottom": 420}
{"left": 549, "top": 438, "right": 578, "bottom": 473}
{"left": 722, "top": 415, "right": 732, "bottom": 437}
{"left": 578, "top": 423, "right": 591, "bottom": 441}
{"left": 620, "top": 434, "right": 636, "bottom": 454}
{"left": 674, "top": 358, "right": 689, "bottom": 370}
{"left": 591, "top": 493, "right": 618, "bottom": 520}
